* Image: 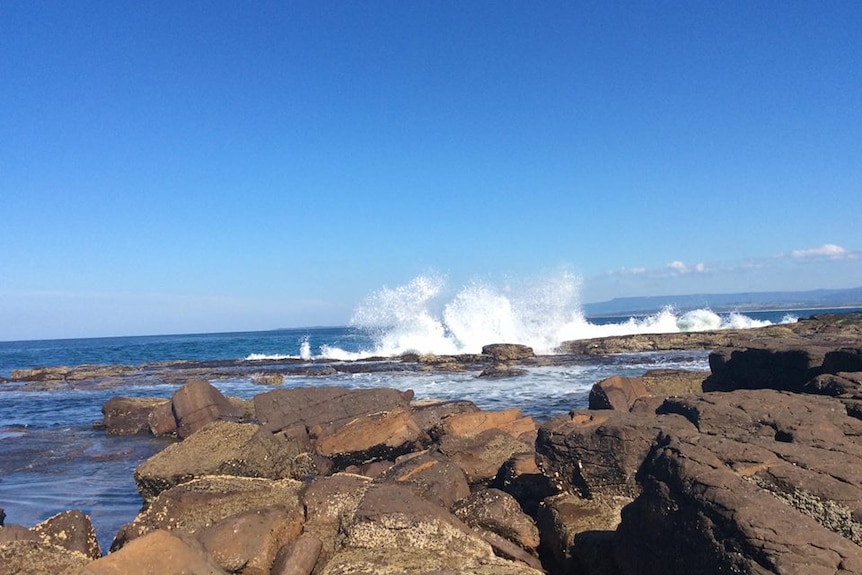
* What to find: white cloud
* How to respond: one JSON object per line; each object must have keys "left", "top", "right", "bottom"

{"left": 667, "top": 260, "right": 688, "bottom": 273}
{"left": 790, "top": 243, "right": 848, "bottom": 260}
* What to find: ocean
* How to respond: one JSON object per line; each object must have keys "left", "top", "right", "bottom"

{"left": 1, "top": 287, "right": 859, "bottom": 551}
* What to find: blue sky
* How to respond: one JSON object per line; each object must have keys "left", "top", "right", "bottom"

{"left": 1, "top": 1, "right": 860, "bottom": 340}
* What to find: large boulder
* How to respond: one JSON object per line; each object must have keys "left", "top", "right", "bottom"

{"left": 441, "top": 407, "right": 536, "bottom": 440}
{"left": 134, "top": 421, "right": 315, "bottom": 502}
{"left": 438, "top": 428, "right": 533, "bottom": 486}
{"left": 83, "top": 529, "right": 228, "bottom": 575}
{"left": 0, "top": 540, "right": 92, "bottom": 575}
{"left": 321, "top": 483, "right": 543, "bottom": 575}
{"left": 374, "top": 450, "right": 471, "bottom": 509}
{"left": 588, "top": 375, "right": 649, "bottom": 411}
{"left": 615, "top": 433, "right": 862, "bottom": 575}
{"left": 452, "top": 488, "right": 540, "bottom": 554}
{"left": 113, "top": 476, "right": 303, "bottom": 551}
{"left": 171, "top": 379, "right": 244, "bottom": 439}
{"left": 254, "top": 386, "right": 413, "bottom": 435}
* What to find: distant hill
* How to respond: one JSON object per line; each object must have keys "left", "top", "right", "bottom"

{"left": 583, "top": 286, "right": 862, "bottom": 317}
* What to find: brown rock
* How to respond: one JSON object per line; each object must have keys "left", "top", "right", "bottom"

{"left": 254, "top": 386, "right": 412, "bottom": 435}
{"left": 588, "top": 375, "right": 650, "bottom": 410}
{"left": 492, "top": 452, "right": 557, "bottom": 517}
{"left": 615, "top": 433, "right": 862, "bottom": 575}
{"left": 270, "top": 533, "right": 323, "bottom": 575}
{"left": 441, "top": 408, "right": 536, "bottom": 439}
{"left": 314, "top": 406, "right": 429, "bottom": 470}
{"left": 32, "top": 510, "right": 101, "bottom": 559}
{"left": 101, "top": 397, "right": 169, "bottom": 435}
{"left": 803, "top": 371, "right": 862, "bottom": 396}
{"left": 438, "top": 428, "right": 533, "bottom": 485}
{"left": 409, "top": 399, "right": 481, "bottom": 440}
{"left": 171, "top": 379, "right": 244, "bottom": 439}
{"left": 535, "top": 409, "right": 695, "bottom": 498}
{"left": 134, "top": 421, "right": 314, "bottom": 503}
{"left": 147, "top": 399, "right": 178, "bottom": 436}
{"left": 478, "top": 364, "right": 529, "bottom": 378}
{"left": 83, "top": 529, "right": 228, "bottom": 575}
{"left": 196, "top": 505, "right": 304, "bottom": 575}
{"left": 537, "top": 492, "right": 626, "bottom": 575}
{"left": 0, "top": 539, "right": 91, "bottom": 575}
{"left": 452, "top": 488, "right": 540, "bottom": 552}
{"left": 113, "top": 476, "right": 303, "bottom": 551}
{"left": 374, "top": 450, "right": 471, "bottom": 509}
{"left": 482, "top": 344, "right": 535, "bottom": 361}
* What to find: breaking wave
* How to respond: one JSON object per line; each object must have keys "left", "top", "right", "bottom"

{"left": 318, "top": 272, "right": 786, "bottom": 359}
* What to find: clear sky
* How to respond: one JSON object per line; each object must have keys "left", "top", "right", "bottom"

{"left": 1, "top": 1, "right": 860, "bottom": 340}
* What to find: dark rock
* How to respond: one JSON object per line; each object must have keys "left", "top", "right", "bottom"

{"left": 536, "top": 492, "right": 626, "bottom": 575}
{"left": 375, "top": 450, "right": 471, "bottom": 509}
{"left": 478, "top": 363, "right": 530, "bottom": 378}
{"left": 492, "top": 452, "right": 557, "bottom": 518}
{"left": 705, "top": 343, "right": 833, "bottom": 392}
{"left": 482, "top": 343, "right": 535, "bottom": 361}
{"left": 614, "top": 433, "right": 862, "bottom": 575}
{"left": 171, "top": 378, "right": 244, "bottom": 439}
{"left": 0, "top": 507, "right": 4, "bottom": 526}
{"left": 588, "top": 375, "right": 650, "bottom": 410}
{"left": 147, "top": 399, "right": 178, "bottom": 436}
{"left": 535, "top": 409, "right": 695, "bottom": 498}
{"left": 452, "top": 488, "right": 540, "bottom": 553}
{"left": 803, "top": 371, "right": 862, "bottom": 396}
{"left": 101, "top": 397, "right": 169, "bottom": 435}
{"left": 254, "top": 386, "right": 412, "bottom": 434}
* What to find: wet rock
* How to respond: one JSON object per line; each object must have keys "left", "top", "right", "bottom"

{"left": 134, "top": 421, "right": 314, "bottom": 503}
{"left": 374, "top": 450, "right": 471, "bottom": 509}
{"left": 0, "top": 539, "right": 92, "bottom": 575}
{"left": 588, "top": 375, "right": 649, "bottom": 410}
{"left": 254, "top": 386, "right": 412, "bottom": 434}
{"left": 478, "top": 363, "right": 529, "bottom": 378}
{"left": 482, "top": 343, "right": 535, "bottom": 361}
{"left": 172, "top": 378, "right": 244, "bottom": 439}
{"left": 85, "top": 529, "right": 228, "bottom": 575}
{"left": 196, "top": 505, "right": 304, "bottom": 575}
{"left": 452, "top": 488, "right": 540, "bottom": 553}
{"left": 101, "top": 397, "right": 169, "bottom": 435}
{"left": 438, "top": 428, "right": 533, "bottom": 485}
{"left": 113, "top": 476, "right": 303, "bottom": 551}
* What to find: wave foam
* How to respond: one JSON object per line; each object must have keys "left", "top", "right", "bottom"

{"left": 319, "top": 272, "right": 786, "bottom": 358}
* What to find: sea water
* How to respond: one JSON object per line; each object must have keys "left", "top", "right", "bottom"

{"left": 0, "top": 273, "right": 857, "bottom": 550}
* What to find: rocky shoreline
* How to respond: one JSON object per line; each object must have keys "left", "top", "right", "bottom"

{"left": 1, "top": 312, "right": 861, "bottom": 574}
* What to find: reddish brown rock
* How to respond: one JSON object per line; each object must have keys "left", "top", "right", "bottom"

{"left": 171, "top": 379, "right": 244, "bottom": 439}
{"left": 313, "top": 406, "right": 429, "bottom": 470}
{"left": 83, "top": 529, "right": 228, "bottom": 575}
{"left": 196, "top": 505, "right": 304, "bottom": 575}
{"left": 270, "top": 533, "right": 323, "bottom": 575}
{"left": 588, "top": 375, "right": 650, "bottom": 411}
{"left": 32, "top": 510, "right": 101, "bottom": 560}
{"left": 374, "top": 450, "right": 471, "bottom": 509}
{"left": 254, "top": 386, "right": 412, "bottom": 435}
{"left": 492, "top": 452, "right": 557, "bottom": 517}
{"left": 441, "top": 408, "right": 536, "bottom": 439}
{"left": 410, "top": 399, "right": 482, "bottom": 440}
